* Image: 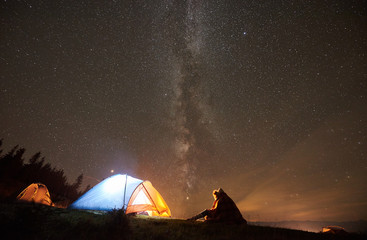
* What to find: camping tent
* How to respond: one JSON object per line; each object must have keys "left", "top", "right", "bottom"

{"left": 69, "top": 174, "right": 171, "bottom": 217}
{"left": 322, "top": 226, "right": 347, "bottom": 234}
{"left": 16, "top": 183, "right": 54, "bottom": 206}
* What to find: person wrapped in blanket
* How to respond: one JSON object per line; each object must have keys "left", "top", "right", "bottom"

{"left": 187, "top": 188, "right": 247, "bottom": 224}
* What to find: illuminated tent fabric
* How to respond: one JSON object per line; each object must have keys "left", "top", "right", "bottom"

{"left": 126, "top": 181, "right": 171, "bottom": 217}
{"left": 16, "top": 183, "right": 54, "bottom": 206}
{"left": 69, "top": 174, "right": 171, "bottom": 217}
{"left": 70, "top": 174, "right": 142, "bottom": 211}
{"left": 322, "top": 226, "right": 347, "bottom": 234}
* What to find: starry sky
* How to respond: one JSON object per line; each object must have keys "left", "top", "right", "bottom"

{"left": 1, "top": 0, "right": 366, "bottom": 221}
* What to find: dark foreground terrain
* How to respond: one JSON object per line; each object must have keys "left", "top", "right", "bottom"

{"left": 0, "top": 203, "right": 365, "bottom": 240}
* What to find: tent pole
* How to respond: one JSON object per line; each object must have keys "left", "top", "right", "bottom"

{"left": 143, "top": 182, "right": 161, "bottom": 215}
{"left": 123, "top": 174, "right": 128, "bottom": 210}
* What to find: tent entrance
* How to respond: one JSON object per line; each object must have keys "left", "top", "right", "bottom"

{"left": 126, "top": 181, "right": 171, "bottom": 217}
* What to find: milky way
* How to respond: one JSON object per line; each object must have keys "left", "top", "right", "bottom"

{"left": 169, "top": 0, "right": 208, "bottom": 200}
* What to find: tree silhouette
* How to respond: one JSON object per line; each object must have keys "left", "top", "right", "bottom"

{"left": 73, "top": 174, "right": 83, "bottom": 191}
{"left": 0, "top": 145, "right": 24, "bottom": 179}
{"left": 0, "top": 139, "right": 85, "bottom": 204}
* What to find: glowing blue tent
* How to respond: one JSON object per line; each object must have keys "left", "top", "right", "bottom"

{"left": 69, "top": 174, "right": 171, "bottom": 217}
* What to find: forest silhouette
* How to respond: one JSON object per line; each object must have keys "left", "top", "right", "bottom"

{"left": 0, "top": 138, "right": 89, "bottom": 206}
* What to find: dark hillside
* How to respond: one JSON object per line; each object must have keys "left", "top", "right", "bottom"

{"left": 0, "top": 203, "right": 130, "bottom": 240}
{"left": 0, "top": 202, "right": 365, "bottom": 240}
{"left": 252, "top": 220, "right": 367, "bottom": 234}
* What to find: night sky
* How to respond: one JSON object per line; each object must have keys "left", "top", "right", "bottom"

{"left": 1, "top": 0, "right": 366, "bottom": 222}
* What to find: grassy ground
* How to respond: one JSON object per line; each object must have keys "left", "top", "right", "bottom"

{"left": 0, "top": 202, "right": 365, "bottom": 240}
